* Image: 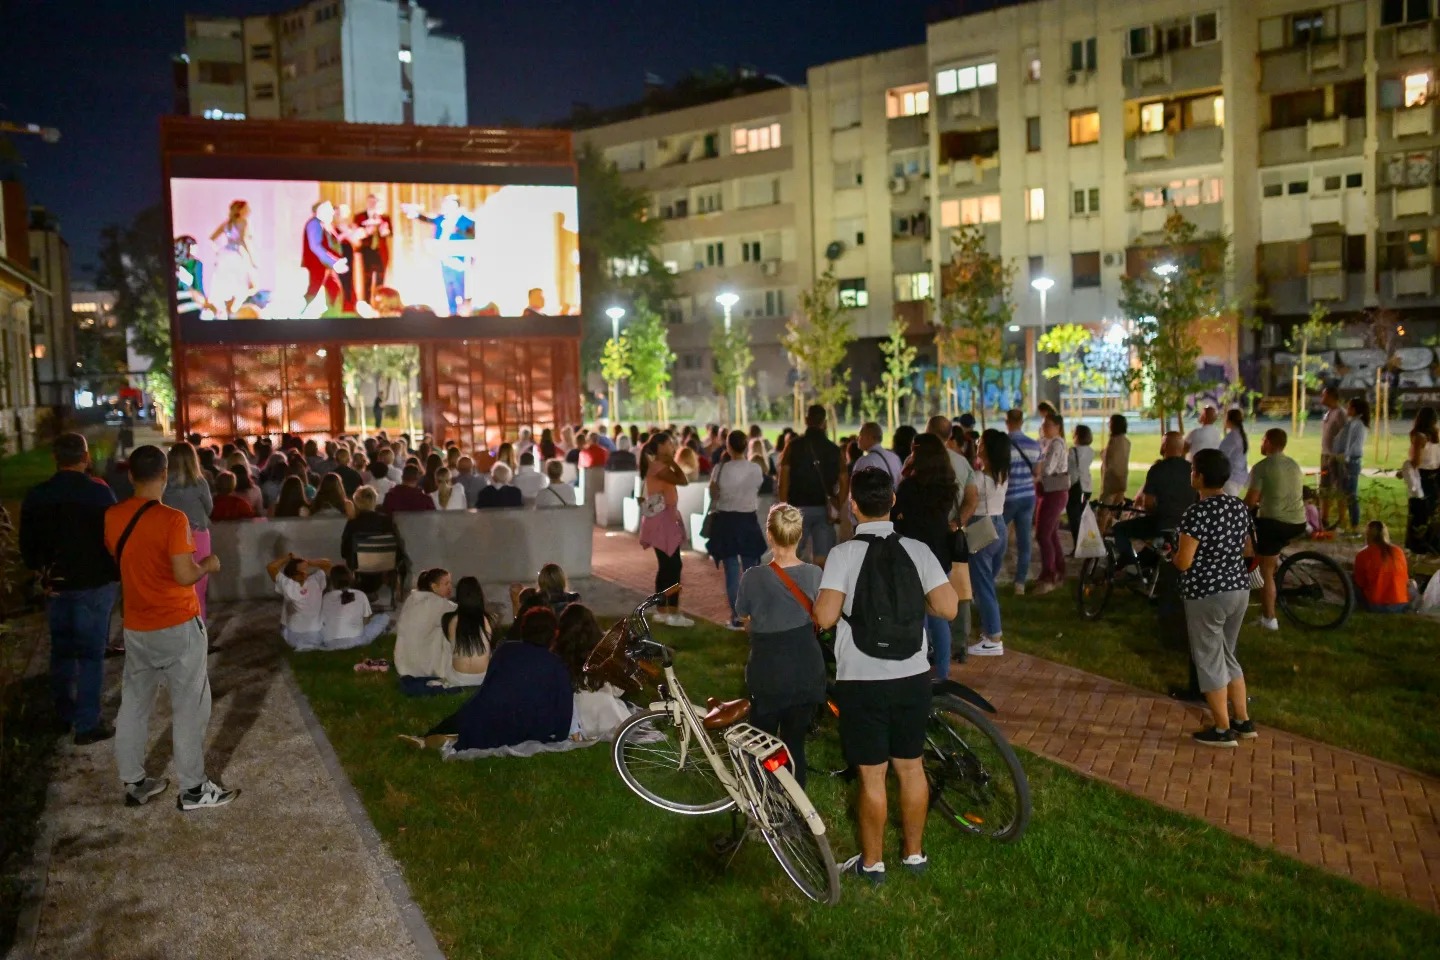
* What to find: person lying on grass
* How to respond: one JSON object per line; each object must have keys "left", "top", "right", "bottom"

{"left": 267, "top": 553, "right": 334, "bottom": 651}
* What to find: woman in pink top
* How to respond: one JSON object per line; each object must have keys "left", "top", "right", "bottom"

{"left": 639, "top": 432, "right": 692, "bottom": 627}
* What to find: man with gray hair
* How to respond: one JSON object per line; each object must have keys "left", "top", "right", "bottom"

{"left": 1184, "top": 405, "right": 1222, "bottom": 458}
{"left": 852, "top": 422, "right": 901, "bottom": 487}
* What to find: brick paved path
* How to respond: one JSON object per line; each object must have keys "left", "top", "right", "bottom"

{"left": 591, "top": 530, "right": 1440, "bottom": 913}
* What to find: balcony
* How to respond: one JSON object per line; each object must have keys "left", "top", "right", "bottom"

{"left": 887, "top": 114, "right": 928, "bottom": 150}
{"left": 1125, "top": 125, "right": 1223, "bottom": 170}
{"left": 1380, "top": 21, "right": 1437, "bottom": 59}
{"left": 1259, "top": 36, "right": 1366, "bottom": 93}
{"left": 1263, "top": 273, "right": 1366, "bottom": 314}
{"left": 1392, "top": 103, "right": 1436, "bottom": 139}
{"left": 1260, "top": 117, "right": 1364, "bottom": 166}
{"left": 1122, "top": 44, "right": 1222, "bottom": 100}
{"left": 1394, "top": 186, "right": 1435, "bottom": 218}
{"left": 1393, "top": 265, "right": 1436, "bottom": 297}
{"left": 1131, "top": 202, "right": 1222, "bottom": 240}
{"left": 938, "top": 86, "right": 999, "bottom": 128}
{"left": 944, "top": 157, "right": 1000, "bottom": 191}
{"left": 1137, "top": 132, "right": 1171, "bottom": 160}
{"left": 1308, "top": 269, "right": 1347, "bottom": 302}
{"left": 1307, "top": 116, "right": 1349, "bottom": 149}
{"left": 1309, "top": 193, "right": 1344, "bottom": 225}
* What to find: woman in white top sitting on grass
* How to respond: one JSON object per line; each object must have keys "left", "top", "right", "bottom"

{"left": 393, "top": 567, "right": 458, "bottom": 695}
{"left": 431, "top": 466, "right": 468, "bottom": 510}
{"left": 320, "top": 565, "right": 391, "bottom": 650}
{"left": 268, "top": 553, "right": 333, "bottom": 650}
{"left": 441, "top": 576, "right": 495, "bottom": 688}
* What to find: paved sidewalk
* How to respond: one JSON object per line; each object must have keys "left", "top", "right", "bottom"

{"left": 26, "top": 604, "right": 435, "bottom": 960}
{"left": 591, "top": 529, "right": 1440, "bottom": 914}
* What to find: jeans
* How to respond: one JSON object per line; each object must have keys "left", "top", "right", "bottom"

{"left": 48, "top": 583, "right": 118, "bottom": 732}
{"left": 442, "top": 264, "right": 466, "bottom": 315}
{"left": 1001, "top": 496, "right": 1035, "bottom": 584}
{"left": 1066, "top": 484, "right": 1090, "bottom": 545}
{"left": 797, "top": 505, "right": 835, "bottom": 563}
{"left": 114, "top": 617, "right": 212, "bottom": 791}
{"left": 1345, "top": 455, "right": 1363, "bottom": 528}
{"left": 1036, "top": 489, "right": 1068, "bottom": 582}
{"left": 1112, "top": 515, "right": 1161, "bottom": 566}
{"left": 970, "top": 517, "right": 1005, "bottom": 638}
{"left": 750, "top": 702, "right": 818, "bottom": 787}
{"left": 925, "top": 614, "right": 952, "bottom": 679}
{"left": 721, "top": 554, "right": 761, "bottom": 622}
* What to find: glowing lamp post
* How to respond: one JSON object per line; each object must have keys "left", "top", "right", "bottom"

{"left": 715, "top": 292, "right": 744, "bottom": 424}
{"left": 605, "top": 306, "right": 625, "bottom": 420}
{"left": 1029, "top": 276, "right": 1054, "bottom": 412}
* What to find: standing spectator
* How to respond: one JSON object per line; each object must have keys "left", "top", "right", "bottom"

{"left": 639, "top": 432, "right": 692, "bottom": 626}
{"left": 259, "top": 455, "right": 288, "bottom": 508}
{"left": 1184, "top": 405, "right": 1222, "bottom": 457}
{"left": 1172, "top": 448, "right": 1257, "bottom": 748}
{"left": 1340, "top": 397, "right": 1369, "bottom": 532}
{"left": 209, "top": 472, "right": 255, "bottom": 521}
{"left": 1113, "top": 433, "right": 1196, "bottom": 569}
{"left": 778, "top": 405, "right": 842, "bottom": 565}
{"left": 1066, "top": 424, "right": 1094, "bottom": 547}
{"left": 966, "top": 430, "right": 1010, "bottom": 658}
{"left": 332, "top": 446, "right": 364, "bottom": 497}
{"left": 1406, "top": 406, "right": 1440, "bottom": 554}
{"left": 20, "top": 433, "right": 119, "bottom": 745}
{"left": 1002, "top": 409, "right": 1040, "bottom": 594}
{"left": 373, "top": 392, "right": 384, "bottom": 429}
{"left": 1100, "top": 414, "right": 1131, "bottom": 520}
{"left": 163, "top": 443, "right": 214, "bottom": 621}
{"left": 512, "top": 452, "right": 547, "bottom": 502}
{"left": 813, "top": 468, "right": 958, "bottom": 884}
{"left": 538, "top": 460, "right": 578, "bottom": 507}
{"left": 1218, "top": 408, "right": 1249, "bottom": 498}
{"left": 1244, "top": 428, "right": 1308, "bottom": 631}
{"left": 735, "top": 504, "right": 825, "bottom": 785}
{"left": 852, "top": 421, "right": 902, "bottom": 487}
{"left": 1033, "top": 415, "right": 1070, "bottom": 594}
{"left": 1353, "top": 521, "right": 1418, "bottom": 613}
{"left": 1318, "top": 386, "right": 1349, "bottom": 529}
{"left": 383, "top": 464, "right": 436, "bottom": 513}
{"left": 475, "top": 462, "right": 523, "bottom": 509}
{"left": 105, "top": 445, "right": 236, "bottom": 810}
{"left": 891, "top": 435, "right": 960, "bottom": 676}
{"left": 706, "top": 430, "right": 767, "bottom": 629}
{"left": 890, "top": 424, "right": 917, "bottom": 467}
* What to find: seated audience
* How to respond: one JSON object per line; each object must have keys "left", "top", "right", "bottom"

{"left": 393, "top": 568, "right": 458, "bottom": 695}
{"left": 232, "top": 464, "right": 263, "bottom": 515}
{"left": 1354, "top": 521, "right": 1420, "bottom": 613}
{"left": 311, "top": 473, "right": 356, "bottom": 518}
{"left": 210, "top": 471, "right": 255, "bottom": 521}
{"left": 260, "top": 455, "right": 288, "bottom": 507}
{"left": 554, "top": 604, "right": 630, "bottom": 740}
{"left": 512, "top": 452, "right": 547, "bottom": 501}
{"left": 431, "top": 466, "right": 468, "bottom": 510}
{"left": 475, "top": 463, "right": 523, "bottom": 509}
{"left": 269, "top": 475, "right": 311, "bottom": 518}
{"left": 333, "top": 447, "right": 364, "bottom": 497}
{"left": 537, "top": 460, "right": 577, "bottom": 508}
{"left": 454, "top": 456, "right": 486, "bottom": 506}
{"left": 606, "top": 436, "right": 638, "bottom": 472}
{"left": 441, "top": 576, "right": 496, "bottom": 688}
{"left": 321, "top": 565, "right": 391, "bottom": 650}
{"left": 341, "top": 485, "right": 407, "bottom": 579}
{"left": 511, "top": 563, "right": 580, "bottom": 618}
{"left": 383, "top": 463, "right": 436, "bottom": 513}
{"left": 367, "top": 460, "right": 397, "bottom": 500}
{"left": 267, "top": 553, "right": 334, "bottom": 650}
{"left": 578, "top": 432, "right": 608, "bottom": 469}
{"left": 1303, "top": 486, "right": 1322, "bottom": 535}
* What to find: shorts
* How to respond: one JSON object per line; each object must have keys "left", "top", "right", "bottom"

{"left": 1254, "top": 518, "right": 1307, "bottom": 557}
{"left": 834, "top": 672, "right": 932, "bottom": 766}
{"left": 1321, "top": 456, "right": 1347, "bottom": 491}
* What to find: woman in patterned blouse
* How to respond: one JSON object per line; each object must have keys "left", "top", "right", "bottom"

{"left": 1171, "top": 448, "right": 1257, "bottom": 749}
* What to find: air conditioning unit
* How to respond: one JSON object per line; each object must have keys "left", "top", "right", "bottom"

{"left": 761, "top": 259, "right": 781, "bottom": 276}
{"left": 1102, "top": 251, "right": 1123, "bottom": 267}
{"left": 890, "top": 176, "right": 908, "bottom": 194}
{"left": 1066, "top": 71, "right": 1079, "bottom": 86}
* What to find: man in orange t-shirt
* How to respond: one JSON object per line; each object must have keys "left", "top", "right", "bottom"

{"left": 106, "top": 445, "right": 238, "bottom": 811}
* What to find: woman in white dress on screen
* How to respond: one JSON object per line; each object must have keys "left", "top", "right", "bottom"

{"left": 209, "top": 199, "right": 257, "bottom": 320}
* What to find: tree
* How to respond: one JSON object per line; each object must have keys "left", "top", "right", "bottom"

{"left": 785, "top": 268, "right": 855, "bottom": 431}
{"left": 625, "top": 300, "right": 675, "bottom": 421}
{"left": 96, "top": 205, "right": 172, "bottom": 418}
{"left": 1287, "top": 301, "right": 1338, "bottom": 437}
{"left": 878, "top": 319, "right": 918, "bottom": 434}
{"left": 1119, "top": 211, "right": 1231, "bottom": 432}
{"left": 1037, "top": 323, "right": 1104, "bottom": 419}
{"left": 369, "top": 346, "right": 419, "bottom": 437}
{"left": 937, "top": 224, "right": 1014, "bottom": 427}
{"left": 710, "top": 318, "right": 753, "bottom": 426}
{"left": 576, "top": 144, "right": 674, "bottom": 376}
{"left": 599, "top": 334, "right": 632, "bottom": 422}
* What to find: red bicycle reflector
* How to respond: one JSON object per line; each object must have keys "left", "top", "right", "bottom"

{"left": 762, "top": 747, "right": 791, "bottom": 772}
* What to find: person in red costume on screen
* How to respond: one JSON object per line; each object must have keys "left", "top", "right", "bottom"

{"left": 301, "top": 200, "right": 349, "bottom": 314}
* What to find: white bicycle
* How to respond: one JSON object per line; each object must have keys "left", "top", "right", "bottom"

{"left": 585, "top": 586, "right": 841, "bottom": 905}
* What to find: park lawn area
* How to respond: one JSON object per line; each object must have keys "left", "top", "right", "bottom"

{"left": 290, "top": 623, "right": 1438, "bottom": 960}
{"left": 0, "top": 434, "right": 115, "bottom": 504}
{"left": 997, "top": 586, "right": 1440, "bottom": 777}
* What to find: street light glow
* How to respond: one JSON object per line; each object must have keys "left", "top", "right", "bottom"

{"left": 604, "top": 306, "right": 626, "bottom": 322}
{"left": 1154, "top": 262, "right": 1178, "bottom": 278}
{"left": 1030, "top": 276, "right": 1054, "bottom": 293}
{"left": 715, "top": 292, "right": 740, "bottom": 309}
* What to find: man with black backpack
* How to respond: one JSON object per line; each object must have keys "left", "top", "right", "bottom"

{"left": 777, "top": 404, "right": 841, "bottom": 565}
{"left": 814, "top": 467, "right": 958, "bottom": 886}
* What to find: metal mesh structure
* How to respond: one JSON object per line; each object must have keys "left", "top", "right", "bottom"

{"left": 421, "top": 339, "right": 581, "bottom": 451}
{"left": 177, "top": 343, "right": 340, "bottom": 440}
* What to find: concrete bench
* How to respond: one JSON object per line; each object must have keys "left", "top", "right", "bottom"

{"left": 593, "top": 469, "right": 636, "bottom": 527}
{"left": 206, "top": 506, "right": 594, "bottom": 602}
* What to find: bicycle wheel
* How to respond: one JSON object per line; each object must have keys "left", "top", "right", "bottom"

{"left": 753, "top": 764, "right": 840, "bottom": 905}
{"left": 1275, "top": 550, "right": 1355, "bottom": 630}
{"left": 1075, "top": 549, "right": 1115, "bottom": 621}
{"left": 924, "top": 695, "right": 1031, "bottom": 843}
{"left": 612, "top": 710, "right": 736, "bottom": 816}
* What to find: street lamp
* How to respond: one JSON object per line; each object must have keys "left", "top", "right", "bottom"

{"left": 1153, "top": 261, "right": 1178, "bottom": 279}
{"left": 715, "top": 292, "right": 739, "bottom": 332}
{"left": 714, "top": 292, "right": 743, "bottom": 424}
{"left": 604, "top": 306, "right": 626, "bottom": 421}
{"left": 1029, "top": 276, "right": 1054, "bottom": 412}
{"left": 605, "top": 305, "right": 626, "bottom": 341}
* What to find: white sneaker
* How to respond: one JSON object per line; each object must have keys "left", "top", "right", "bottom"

{"left": 1257, "top": 617, "right": 1279, "bottom": 632}
{"left": 967, "top": 638, "right": 1005, "bottom": 657}
{"left": 668, "top": 613, "right": 695, "bottom": 628}
{"left": 1013, "top": 583, "right": 1026, "bottom": 596}
{"left": 653, "top": 613, "right": 675, "bottom": 626}
{"left": 177, "top": 779, "right": 239, "bottom": 811}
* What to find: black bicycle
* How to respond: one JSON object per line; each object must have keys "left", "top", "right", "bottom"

{"left": 1074, "top": 499, "right": 1173, "bottom": 621}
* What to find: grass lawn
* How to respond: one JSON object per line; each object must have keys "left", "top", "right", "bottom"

{"left": 996, "top": 584, "right": 1440, "bottom": 777}
{"left": 0, "top": 434, "right": 115, "bottom": 504}
{"left": 290, "top": 622, "right": 1439, "bottom": 960}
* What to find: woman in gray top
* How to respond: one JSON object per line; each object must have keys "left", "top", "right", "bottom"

{"left": 164, "top": 441, "right": 214, "bottom": 621}
{"left": 734, "top": 503, "right": 824, "bottom": 786}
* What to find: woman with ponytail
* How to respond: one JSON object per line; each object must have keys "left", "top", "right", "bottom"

{"left": 321, "top": 565, "right": 392, "bottom": 650}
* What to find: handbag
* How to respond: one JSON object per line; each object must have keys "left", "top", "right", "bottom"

{"left": 700, "top": 462, "right": 723, "bottom": 539}
{"left": 806, "top": 440, "right": 840, "bottom": 524}
{"left": 1245, "top": 525, "right": 1265, "bottom": 589}
{"left": 640, "top": 492, "right": 668, "bottom": 518}
{"left": 964, "top": 516, "right": 999, "bottom": 555}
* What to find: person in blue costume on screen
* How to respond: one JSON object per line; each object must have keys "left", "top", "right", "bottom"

{"left": 402, "top": 194, "right": 475, "bottom": 317}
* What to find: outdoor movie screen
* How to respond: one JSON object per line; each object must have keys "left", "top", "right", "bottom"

{"left": 168, "top": 173, "right": 580, "bottom": 341}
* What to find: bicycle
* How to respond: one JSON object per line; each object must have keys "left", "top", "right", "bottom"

{"left": 585, "top": 585, "right": 841, "bottom": 905}
{"left": 1074, "top": 499, "right": 1175, "bottom": 621}
{"left": 1267, "top": 540, "right": 1355, "bottom": 630}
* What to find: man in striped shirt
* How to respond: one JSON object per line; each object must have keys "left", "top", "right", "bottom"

{"left": 1002, "top": 409, "right": 1040, "bottom": 595}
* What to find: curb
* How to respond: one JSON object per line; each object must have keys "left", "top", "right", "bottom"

{"left": 3, "top": 779, "right": 61, "bottom": 960}
{"left": 280, "top": 662, "right": 446, "bottom": 960}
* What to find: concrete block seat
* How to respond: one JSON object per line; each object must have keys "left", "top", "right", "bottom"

{"left": 594, "top": 469, "right": 637, "bottom": 528}
{"left": 206, "top": 506, "right": 593, "bottom": 602}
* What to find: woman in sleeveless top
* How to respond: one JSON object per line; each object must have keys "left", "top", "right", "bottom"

{"left": 209, "top": 199, "right": 256, "bottom": 319}
{"left": 638, "top": 432, "right": 691, "bottom": 627}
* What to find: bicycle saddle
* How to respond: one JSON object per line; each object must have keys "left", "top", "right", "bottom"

{"left": 701, "top": 697, "right": 751, "bottom": 729}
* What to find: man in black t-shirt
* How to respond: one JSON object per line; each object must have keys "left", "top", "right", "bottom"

{"left": 1113, "top": 432, "right": 1197, "bottom": 566}
{"left": 778, "top": 405, "right": 842, "bottom": 564}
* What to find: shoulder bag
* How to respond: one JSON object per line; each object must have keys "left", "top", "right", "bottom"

{"left": 700, "top": 462, "right": 724, "bottom": 539}
{"left": 769, "top": 561, "right": 815, "bottom": 619}
{"left": 808, "top": 440, "right": 840, "bottom": 523}
{"left": 113, "top": 500, "right": 161, "bottom": 571}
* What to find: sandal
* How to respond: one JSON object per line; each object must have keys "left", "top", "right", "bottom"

{"left": 354, "top": 658, "right": 390, "bottom": 673}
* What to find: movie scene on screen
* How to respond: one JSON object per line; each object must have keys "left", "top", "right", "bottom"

{"left": 169, "top": 177, "right": 580, "bottom": 323}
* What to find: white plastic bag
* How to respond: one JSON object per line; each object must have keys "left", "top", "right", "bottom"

{"left": 1074, "top": 506, "right": 1107, "bottom": 559}
{"left": 1401, "top": 462, "right": 1424, "bottom": 499}
{"left": 1420, "top": 573, "right": 1440, "bottom": 616}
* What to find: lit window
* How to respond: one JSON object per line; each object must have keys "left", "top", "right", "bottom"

{"left": 398, "top": 49, "right": 412, "bottom": 63}
{"left": 1069, "top": 109, "right": 1100, "bottom": 145}
{"left": 1404, "top": 72, "right": 1430, "bottom": 108}
{"left": 733, "top": 122, "right": 782, "bottom": 154}
{"left": 1025, "top": 187, "right": 1045, "bottom": 222}
{"left": 936, "top": 61, "right": 998, "bottom": 96}
{"left": 1168, "top": 179, "right": 1202, "bottom": 206}
{"left": 886, "top": 84, "right": 930, "bottom": 118}
{"left": 838, "top": 278, "right": 869, "bottom": 308}
{"left": 940, "top": 200, "right": 961, "bottom": 227}
{"left": 1213, "top": 96, "right": 1225, "bottom": 127}
{"left": 960, "top": 194, "right": 1002, "bottom": 224}
{"left": 895, "top": 272, "right": 933, "bottom": 302}
{"left": 1140, "top": 103, "right": 1166, "bottom": 134}
{"left": 1201, "top": 178, "right": 1224, "bottom": 204}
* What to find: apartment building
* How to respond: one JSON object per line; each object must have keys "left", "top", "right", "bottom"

{"left": 0, "top": 181, "right": 39, "bottom": 449}
{"left": 183, "top": 0, "right": 466, "bottom": 126}
{"left": 27, "top": 207, "right": 74, "bottom": 410}
{"left": 580, "top": 82, "right": 814, "bottom": 402}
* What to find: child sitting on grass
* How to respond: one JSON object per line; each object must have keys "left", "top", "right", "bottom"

{"left": 321, "top": 565, "right": 392, "bottom": 651}
{"left": 1303, "top": 486, "right": 1322, "bottom": 535}
{"left": 267, "top": 553, "right": 334, "bottom": 651}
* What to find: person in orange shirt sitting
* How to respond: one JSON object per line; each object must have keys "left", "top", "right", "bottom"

{"left": 1353, "top": 521, "right": 1419, "bottom": 614}
{"left": 209, "top": 471, "right": 256, "bottom": 521}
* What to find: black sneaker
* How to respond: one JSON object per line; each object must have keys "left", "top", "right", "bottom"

{"left": 74, "top": 720, "right": 115, "bottom": 745}
{"left": 177, "top": 779, "right": 240, "bottom": 811}
{"left": 839, "top": 854, "right": 886, "bottom": 886}
{"left": 1230, "top": 719, "right": 1259, "bottom": 740}
{"left": 124, "top": 777, "right": 169, "bottom": 807}
{"left": 1192, "top": 726, "right": 1238, "bottom": 748}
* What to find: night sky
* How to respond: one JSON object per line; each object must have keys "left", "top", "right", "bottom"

{"left": 3, "top": 0, "right": 952, "bottom": 282}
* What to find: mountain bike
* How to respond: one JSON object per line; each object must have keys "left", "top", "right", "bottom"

{"left": 585, "top": 586, "right": 841, "bottom": 905}
{"left": 1074, "top": 500, "right": 1175, "bottom": 620}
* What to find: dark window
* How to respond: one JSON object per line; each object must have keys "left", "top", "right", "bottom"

{"left": 1287, "top": 180, "right": 1309, "bottom": 194}
{"left": 1269, "top": 89, "right": 1326, "bottom": 128}
{"left": 1026, "top": 116, "right": 1041, "bottom": 152}
{"left": 251, "top": 44, "right": 273, "bottom": 61}
{"left": 856, "top": 231, "right": 865, "bottom": 246}
{"left": 1086, "top": 38, "right": 1097, "bottom": 70}
{"left": 939, "top": 128, "right": 999, "bottom": 163}
{"left": 254, "top": 82, "right": 275, "bottom": 100}
{"left": 1336, "top": 79, "right": 1366, "bottom": 118}
{"left": 1382, "top": 0, "right": 1405, "bottom": 23}
{"left": 1263, "top": 183, "right": 1283, "bottom": 197}
{"left": 1029, "top": 255, "right": 1045, "bottom": 279}
{"left": 1345, "top": 235, "right": 1366, "bottom": 270}
{"left": 1345, "top": 172, "right": 1363, "bottom": 188}
{"left": 1323, "top": 175, "right": 1342, "bottom": 191}
{"left": 703, "top": 133, "right": 718, "bottom": 158}
{"left": 1408, "top": 0, "right": 1432, "bottom": 22}
{"left": 1194, "top": 13, "right": 1218, "bottom": 44}
{"left": 1291, "top": 10, "right": 1325, "bottom": 45}
{"left": 1069, "top": 37, "right": 1097, "bottom": 72}
{"left": 1072, "top": 251, "right": 1101, "bottom": 288}
{"left": 197, "top": 60, "right": 245, "bottom": 85}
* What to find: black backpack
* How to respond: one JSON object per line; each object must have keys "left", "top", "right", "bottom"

{"left": 843, "top": 533, "right": 927, "bottom": 660}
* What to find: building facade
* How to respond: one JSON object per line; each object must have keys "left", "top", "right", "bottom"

{"left": 0, "top": 181, "right": 40, "bottom": 449}
{"left": 583, "top": 0, "right": 1440, "bottom": 404}
{"left": 183, "top": 0, "right": 466, "bottom": 126}
{"left": 28, "top": 207, "right": 74, "bottom": 410}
